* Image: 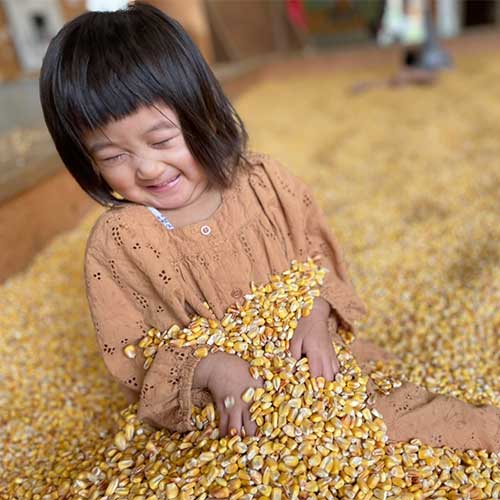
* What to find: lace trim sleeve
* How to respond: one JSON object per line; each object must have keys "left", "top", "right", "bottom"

{"left": 84, "top": 210, "right": 201, "bottom": 432}
{"left": 257, "top": 154, "right": 367, "bottom": 332}
{"left": 85, "top": 246, "right": 148, "bottom": 400}
{"left": 137, "top": 344, "right": 201, "bottom": 432}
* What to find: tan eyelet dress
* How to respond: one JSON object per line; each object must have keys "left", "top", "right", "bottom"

{"left": 84, "top": 151, "right": 500, "bottom": 452}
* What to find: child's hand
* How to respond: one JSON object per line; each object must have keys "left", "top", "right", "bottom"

{"left": 289, "top": 298, "right": 340, "bottom": 381}
{"left": 193, "top": 352, "right": 263, "bottom": 437}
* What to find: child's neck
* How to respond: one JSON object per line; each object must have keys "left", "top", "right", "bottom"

{"left": 158, "top": 185, "right": 222, "bottom": 228}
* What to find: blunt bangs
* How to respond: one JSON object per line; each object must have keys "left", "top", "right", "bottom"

{"left": 39, "top": 2, "right": 248, "bottom": 207}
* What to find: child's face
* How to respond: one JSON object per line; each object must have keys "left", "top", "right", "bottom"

{"left": 84, "top": 103, "right": 209, "bottom": 210}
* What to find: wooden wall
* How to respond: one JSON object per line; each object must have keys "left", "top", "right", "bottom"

{"left": 0, "top": 3, "right": 22, "bottom": 82}
{"left": 147, "top": 0, "right": 214, "bottom": 63}
{"left": 0, "top": 0, "right": 302, "bottom": 82}
{"left": 0, "top": 0, "right": 87, "bottom": 82}
{"left": 59, "top": 0, "right": 87, "bottom": 22}
{"left": 207, "top": 1, "right": 300, "bottom": 61}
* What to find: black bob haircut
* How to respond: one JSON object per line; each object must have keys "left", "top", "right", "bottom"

{"left": 39, "top": 1, "right": 249, "bottom": 207}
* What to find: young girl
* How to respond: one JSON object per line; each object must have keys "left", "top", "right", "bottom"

{"left": 39, "top": 2, "right": 499, "bottom": 451}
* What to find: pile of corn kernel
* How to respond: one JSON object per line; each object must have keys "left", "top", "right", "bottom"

{"left": 0, "top": 127, "right": 51, "bottom": 169}
{"left": 79, "top": 259, "right": 391, "bottom": 500}
{"left": 1, "top": 53, "right": 500, "bottom": 499}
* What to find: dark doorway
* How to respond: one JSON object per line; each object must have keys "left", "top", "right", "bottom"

{"left": 463, "top": 0, "right": 498, "bottom": 26}
{"left": 31, "top": 12, "right": 49, "bottom": 42}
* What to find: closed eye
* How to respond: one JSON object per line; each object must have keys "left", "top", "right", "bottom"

{"left": 103, "top": 153, "right": 127, "bottom": 164}
{"left": 153, "top": 138, "right": 173, "bottom": 147}
{"left": 99, "top": 136, "right": 176, "bottom": 163}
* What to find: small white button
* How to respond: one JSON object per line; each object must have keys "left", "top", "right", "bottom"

{"left": 200, "top": 225, "right": 211, "bottom": 236}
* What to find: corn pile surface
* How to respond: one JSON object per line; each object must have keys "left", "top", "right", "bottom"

{"left": 1, "top": 54, "right": 500, "bottom": 499}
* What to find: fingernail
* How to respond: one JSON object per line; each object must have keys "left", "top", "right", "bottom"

{"left": 224, "top": 395, "right": 235, "bottom": 410}
{"left": 229, "top": 427, "right": 238, "bottom": 437}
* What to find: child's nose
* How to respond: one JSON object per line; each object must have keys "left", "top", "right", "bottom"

{"left": 133, "top": 154, "right": 164, "bottom": 180}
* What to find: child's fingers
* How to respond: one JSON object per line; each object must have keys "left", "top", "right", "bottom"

{"left": 308, "top": 352, "right": 322, "bottom": 378}
{"left": 217, "top": 402, "right": 229, "bottom": 437}
{"left": 289, "top": 335, "right": 303, "bottom": 361}
{"left": 331, "top": 351, "right": 340, "bottom": 375}
{"left": 227, "top": 407, "right": 243, "bottom": 437}
{"left": 243, "top": 410, "right": 257, "bottom": 437}
{"left": 322, "top": 354, "right": 334, "bottom": 382}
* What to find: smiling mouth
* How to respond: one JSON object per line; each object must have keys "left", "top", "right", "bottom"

{"left": 148, "top": 174, "right": 181, "bottom": 188}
